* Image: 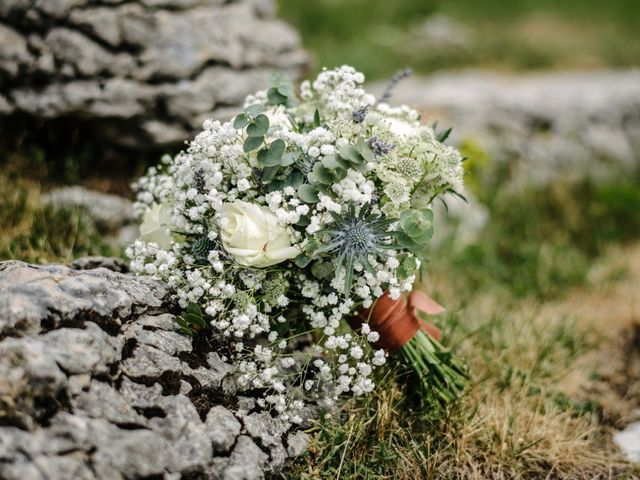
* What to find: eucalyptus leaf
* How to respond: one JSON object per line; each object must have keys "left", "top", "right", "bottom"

{"left": 244, "top": 104, "right": 263, "bottom": 117}
{"left": 294, "top": 254, "right": 311, "bottom": 268}
{"left": 297, "top": 184, "right": 319, "bottom": 203}
{"left": 321, "top": 154, "right": 348, "bottom": 170}
{"left": 285, "top": 172, "right": 304, "bottom": 188}
{"left": 267, "top": 87, "right": 287, "bottom": 105}
{"left": 311, "top": 261, "right": 333, "bottom": 279}
{"left": 268, "top": 180, "right": 284, "bottom": 192}
{"left": 356, "top": 139, "right": 375, "bottom": 162}
{"left": 247, "top": 114, "right": 269, "bottom": 137}
{"left": 243, "top": 135, "right": 264, "bottom": 152}
{"left": 312, "top": 162, "right": 333, "bottom": 185}
{"left": 233, "top": 113, "right": 250, "bottom": 129}
{"left": 257, "top": 139, "right": 286, "bottom": 167}
{"left": 296, "top": 215, "right": 311, "bottom": 227}
{"left": 339, "top": 145, "right": 363, "bottom": 165}
{"left": 260, "top": 165, "right": 279, "bottom": 183}
{"left": 281, "top": 151, "right": 300, "bottom": 167}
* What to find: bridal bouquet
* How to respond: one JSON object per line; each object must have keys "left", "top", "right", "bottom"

{"left": 127, "top": 66, "right": 467, "bottom": 423}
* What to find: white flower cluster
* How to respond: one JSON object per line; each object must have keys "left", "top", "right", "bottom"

{"left": 128, "top": 66, "right": 464, "bottom": 425}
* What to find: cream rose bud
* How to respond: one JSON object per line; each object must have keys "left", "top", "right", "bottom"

{"left": 140, "top": 202, "right": 175, "bottom": 249}
{"left": 219, "top": 201, "right": 299, "bottom": 268}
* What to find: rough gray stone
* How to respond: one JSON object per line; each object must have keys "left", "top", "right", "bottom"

{"left": 71, "top": 381, "right": 146, "bottom": 426}
{"left": 206, "top": 406, "right": 242, "bottom": 452}
{"left": 0, "top": 260, "right": 307, "bottom": 478}
{"left": 0, "top": 261, "right": 165, "bottom": 336}
{"left": 222, "top": 436, "right": 268, "bottom": 480}
{"left": 42, "top": 186, "right": 135, "bottom": 231}
{"left": 0, "top": 0, "right": 309, "bottom": 149}
{"left": 243, "top": 412, "right": 288, "bottom": 449}
{"left": 615, "top": 421, "right": 640, "bottom": 463}
{"left": 286, "top": 430, "right": 310, "bottom": 458}
{"left": 375, "top": 70, "right": 640, "bottom": 192}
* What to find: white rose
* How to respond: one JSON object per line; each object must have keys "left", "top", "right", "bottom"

{"left": 140, "top": 202, "right": 176, "bottom": 249}
{"left": 385, "top": 117, "right": 418, "bottom": 138}
{"left": 219, "top": 201, "right": 299, "bottom": 268}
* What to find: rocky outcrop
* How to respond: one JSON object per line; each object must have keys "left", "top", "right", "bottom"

{"left": 0, "top": 0, "right": 308, "bottom": 149}
{"left": 0, "top": 260, "right": 308, "bottom": 479}
{"left": 377, "top": 70, "right": 640, "bottom": 191}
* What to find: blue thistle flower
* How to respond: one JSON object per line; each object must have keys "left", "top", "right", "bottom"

{"left": 191, "top": 234, "right": 216, "bottom": 260}
{"left": 314, "top": 204, "right": 400, "bottom": 293}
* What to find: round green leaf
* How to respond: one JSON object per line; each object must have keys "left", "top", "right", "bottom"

{"left": 297, "top": 184, "right": 319, "bottom": 203}
{"left": 233, "top": 113, "right": 250, "bottom": 129}
{"left": 244, "top": 104, "right": 263, "bottom": 117}
{"left": 267, "top": 88, "right": 287, "bottom": 105}
{"left": 243, "top": 135, "right": 264, "bottom": 152}
{"left": 247, "top": 114, "right": 269, "bottom": 137}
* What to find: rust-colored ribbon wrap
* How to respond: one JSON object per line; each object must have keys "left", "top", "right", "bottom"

{"left": 350, "top": 291, "right": 445, "bottom": 352}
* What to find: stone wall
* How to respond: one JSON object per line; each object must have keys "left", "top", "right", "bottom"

{"left": 0, "top": 0, "right": 309, "bottom": 149}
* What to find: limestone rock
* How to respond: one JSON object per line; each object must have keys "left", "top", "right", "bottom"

{"left": 0, "top": 260, "right": 307, "bottom": 478}
{"left": 42, "top": 186, "right": 135, "bottom": 231}
{"left": 206, "top": 406, "right": 242, "bottom": 452}
{"left": 0, "top": 0, "right": 308, "bottom": 149}
{"left": 375, "top": 70, "right": 640, "bottom": 191}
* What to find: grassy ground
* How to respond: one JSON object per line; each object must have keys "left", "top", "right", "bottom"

{"left": 277, "top": 0, "right": 640, "bottom": 80}
{"left": 0, "top": 153, "right": 117, "bottom": 263}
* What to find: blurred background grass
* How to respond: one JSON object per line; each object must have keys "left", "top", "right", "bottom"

{"left": 279, "top": 0, "right": 640, "bottom": 79}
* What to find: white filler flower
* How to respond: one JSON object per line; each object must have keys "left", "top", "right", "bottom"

{"left": 219, "top": 200, "right": 299, "bottom": 268}
{"left": 140, "top": 202, "right": 175, "bottom": 249}
{"left": 385, "top": 117, "right": 418, "bottom": 138}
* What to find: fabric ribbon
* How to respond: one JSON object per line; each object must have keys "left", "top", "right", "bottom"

{"left": 350, "top": 290, "right": 445, "bottom": 352}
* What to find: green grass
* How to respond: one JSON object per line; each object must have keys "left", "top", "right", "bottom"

{"left": 0, "top": 168, "right": 117, "bottom": 263}
{"left": 278, "top": 0, "right": 640, "bottom": 79}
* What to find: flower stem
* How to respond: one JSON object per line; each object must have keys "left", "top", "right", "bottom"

{"left": 398, "top": 329, "right": 468, "bottom": 406}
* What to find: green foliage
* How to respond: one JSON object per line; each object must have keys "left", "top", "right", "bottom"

{"left": 297, "top": 184, "right": 319, "bottom": 203}
{"left": 435, "top": 174, "right": 640, "bottom": 300}
{"left": 397, "top": 208, "right": 434, "bottom": 254}
{"left": 267, "top": 72, "right": 297, "bottom": 107}
{"left": 247, "top": 114, "right": 270, "bottom": 137}
{"left": 175, "top": 302, "right": 207, "bottom": 336}
{"left": 257, "top": 139, "right": 286, "bottom": 167}
{"left": 243, "top": 135, "right": 264, "bottom": 153}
